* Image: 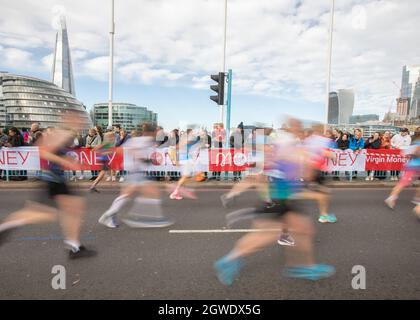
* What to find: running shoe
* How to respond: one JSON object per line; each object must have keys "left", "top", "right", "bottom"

{"left": 384, "top": 197, "right": 396, "bottom": 209}
{"left": 214, "top": 256, "right": 243, "bottom": 286}
{"left": 121, "top": 218, "right": 174, "bottom": 228}
{"left": 226, "top": 208, "right": 259, "bottom": 227}
{"left": 119, "top": 177, "right": 125, "bottom": 183}
{"left": 0, "top": 227, "right": 16, "bottom": 247}
{"left": 90, "top": 187, "right": 100, "bottom": 193}
{"left": 283, "top": 264, "right": 335, "bottom": 281}
{"left": 98, "top": 214, "right": 119, "bottom": 228}
{"left": 411, "top": 198, "right": 420, "bottom": 206}
{"left": 277, "top": 233, "right": 295, "bottom": 246}
{"left": 68, "top": 246, "right": 97, "bottom": 260}
{"left": 220, "top": 194, "right": 234, "bottom": 208}
{"left": 169, "top": 191, "right": 183, "bottom": 200}
{"left": 318, "top": 214, "right": 337, "bottom": 223}
{"left": 78, "top": 175, "right": 84, "bottom": 180}
{"left": 178, "top": 187, "right": 197, "bottom": 199}
{"left": 106, "top": 176, "right": 111, "bottom": 182}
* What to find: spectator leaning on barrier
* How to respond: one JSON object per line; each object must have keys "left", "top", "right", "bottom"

{"left": 211, "top": 123, "right": 225, "bottom": 181}
{"left": 348, "top": 129, "right": 364, "bottom": 179}
{"left": 0, "top": 128, "right": 9, "bottom": 147}
{"left": 230, "top": 127, "right": 245, "bottom": 181}
{"left": 155, "top": 126, "right": 168, "bottom": 148}
{"left": 4, "top": 127, "right": 26, "bottom": 180}
{"left": 27, "top": 122, "right": 41, "bottom": 146}
{"left": 411, "top": 126, "right": 420, "bottom": 144}
{"left": 391, "top": 128, "right": 411, "bottom": 149}
{"left": 365, "top": 132, "right": 382, "bottom": 181}
{"left": 0, "top": 128, "right": 9, "bottom": 180}
{"left": 337, "top": 133, "right": 349, "bottom": 150}
{"left": 5, "top": 127, "right": 24, "bottom": 147}
{"left": 381, "top": 131, "right": 391, "bottom": 149}
{"left": 349, "top": 129, "right": 364, "bottom": 152}
{"left": 115, "top": 128, "right": 131, "bottom": 182}
{"left": 22, "top": 128, "right": 29, "bottom": 144}
{"left": 390, "top": 128, "right": 411, "bottom": 181}
{"left": 86, "top": 128, "right": 101, "bottom": 181}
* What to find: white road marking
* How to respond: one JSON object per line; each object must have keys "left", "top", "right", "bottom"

{"left": 169, "top": 229, "right": 282, "bottom": 234}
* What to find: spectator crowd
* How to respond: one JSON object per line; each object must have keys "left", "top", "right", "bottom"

{"left": 1, "top": 121, "right": 420, "bottom": 182}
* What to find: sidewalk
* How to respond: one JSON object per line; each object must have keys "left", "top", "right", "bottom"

{"left": 0, "top": 179, "right": 417, "bottom": 190}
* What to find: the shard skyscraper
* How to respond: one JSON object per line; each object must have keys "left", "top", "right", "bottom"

{"left": 51, "top": 16, "right": 76, "bottom": 96}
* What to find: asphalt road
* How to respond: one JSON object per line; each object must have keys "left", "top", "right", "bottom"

{"left": 0, "top": 187, "right": 419, "bottom": 300}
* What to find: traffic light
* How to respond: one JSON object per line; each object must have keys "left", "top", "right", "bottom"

{"left": 210, "top": 72, "right": 225, "bottom": 105}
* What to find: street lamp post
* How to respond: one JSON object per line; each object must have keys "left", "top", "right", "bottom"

{"left": 325, "top": 0, "right": 335, "bottom": 131}
{"left": 108, "top": 0, "right": 115, "bottom": 127}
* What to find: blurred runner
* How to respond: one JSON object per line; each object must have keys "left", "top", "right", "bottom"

{"left": 0, "top": 115, "right": 96, "bottom": 259}
{"left": 169, "top": 127, "right": 200, "bottom": 200}
{"left": 214, "top": 118, "right": 335, "bottom": 285}
{"left": 385, "top": 140, "right": 420, "bottom": 209}
{"left": 221, "top": 126, "right": 295, "bottom": 246}
{"left": 98, "top": 123, "right": 173, "bottom": 228}
{"left": 300, "top": 124, "right": 337, "bottom": 223}
{"left": 220, "top": 127, "right": 275, "bottom": 208}
{"left": 89, "top": 131, "right": 116, "bottom": 193}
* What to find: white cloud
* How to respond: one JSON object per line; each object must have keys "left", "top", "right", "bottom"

{"left": 0, "top": 0, "right": 419, "bottom": 119}
{"left": 0, "top": 46, "right": 36, "bottom": 70}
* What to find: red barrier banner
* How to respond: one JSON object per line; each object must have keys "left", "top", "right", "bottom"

{"left": 209, "top": 149, "right": 252, "bottom": 172}
{"left": 40, "top": 148, "right": 124, "bottom": 171}
{"left": 365, "top": 149, "right": 409, "bottom": 171}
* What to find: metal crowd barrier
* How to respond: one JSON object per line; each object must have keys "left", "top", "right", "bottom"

{"left": 0, "top": 169, "right": 401, "bottom": 182}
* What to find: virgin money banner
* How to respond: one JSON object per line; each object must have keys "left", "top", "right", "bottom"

{"left": 123, "top": 147, "right": 209, "bottom": 172}
{"left": 365, "top": 149, "right": 408, "bottom": 171}
{"left": 65, "top": 148, "right": 124, "bottom": 170}
{"left": 0, "top": 147, "right": 41, "bottom": 170}
{"left": 209, "top": 149, "right": 256, "bottom": 172}
{"left": 325, "top": 149, "right": 367, "bottom": 172}
{"left": 40, "top": 147, "right": 124, "bottom": 171}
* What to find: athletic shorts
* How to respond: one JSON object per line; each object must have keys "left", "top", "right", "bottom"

{"left": 47, "top": 181, "right": 71, "bottom": 198}
{"left": 180, "top": 159, "right": 196, "bottom": 177}
{"left": 254, "top": 199, "right": 303, "bottom": 220}
{"left": 125, "top": 172, "right": 153, "bottom": 186}
{"left": 314, "top": 170, "right": 325, "bottom": 185}
{"left": 98, "top": 156, "right": 110, "bottom": 171}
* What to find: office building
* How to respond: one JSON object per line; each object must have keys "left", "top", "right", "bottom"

{"left": 92, "top": 103, "right": 157, "bottom": 131}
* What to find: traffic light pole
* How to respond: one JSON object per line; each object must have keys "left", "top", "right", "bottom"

{"left": 225, "top": 69, "right": 232, "bottom": 149}
{"left": 220, "top": 0, "right": 228, "bottom": 127}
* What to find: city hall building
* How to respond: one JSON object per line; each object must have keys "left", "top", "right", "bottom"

{"left": 0, "top": 16, "right": 92, "bottom": 131}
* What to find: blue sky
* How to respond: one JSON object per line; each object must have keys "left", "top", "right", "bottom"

{"left": 1, "top": 0, "right": 420, "bottom": 130}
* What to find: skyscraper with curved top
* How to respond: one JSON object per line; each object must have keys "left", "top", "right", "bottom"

{"left": 51, "top": 16, "right": 76, "bottom": 96}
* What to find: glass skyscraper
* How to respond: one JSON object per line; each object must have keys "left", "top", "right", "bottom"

{"left": 328, "top": 89, "right": 355, "bottom": 124}
{"left": 92, "top": 103, "right": 157, "bottom": 131}
{"left": 0, "top": 15, "right": 92, "bottom": 131}
{"left": 328, "top": 92, "right": 339, "bottom": 124}
{"left": 51, "top": 16, "right": 76, "bottom": 96}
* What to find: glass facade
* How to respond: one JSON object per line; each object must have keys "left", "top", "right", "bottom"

{"left": 92, "top": 103, "right": 157, "bottom": 131}
{"left": 0, "top": 73, "right": 92, "bottom": 130}
{"left": 337, "top": 89, "right": 355, "bottom": 124}
{"left": 410, "top": 76, "right": 420, "bottom": 118}
{"left": 328, "top": 92, "right": 339, "bottom": 124}
{"left": 349, "top": 114, "right": 379, "bottom": 124}
{"left": 52, "top": 17, "right": 76, "bottom": 96}
{"left": 0, "top": 77, "right": 5, "bottom": 127}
